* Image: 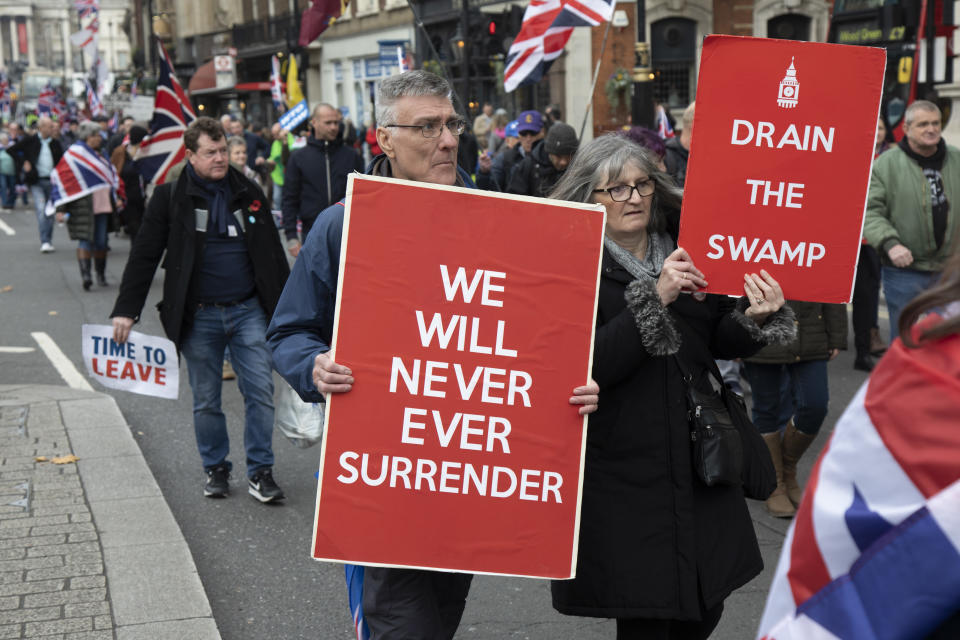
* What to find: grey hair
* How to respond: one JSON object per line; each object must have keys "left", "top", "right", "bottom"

{"left": 76, "top": 121, "right": 101, "bottom": 141}
{"left": 226, "top": 135, "right": 247, "bottom": 151}
{"left": 548, "top": 133, "right": 682, "bottom": 234}
{"left": 905, "top": 99, "right": 940, "bottom": 125}
{"left": 375, "top": 70, "right": 454, "bottom": 126}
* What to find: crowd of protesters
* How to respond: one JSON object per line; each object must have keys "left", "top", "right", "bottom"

{"left": 7, "top": 66, "right": 957, "bottom": 640}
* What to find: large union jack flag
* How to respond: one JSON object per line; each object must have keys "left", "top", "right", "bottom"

{"left": 46, "top": 141, "right": 119, "bottom": 216}
{"left": 136, "top": 39, "right": 196, "bottom": 185}
{"left": 757, "top": 321, "right": 960, "bottom": 639}
{"left": 503, "top": 0, "right": 614, "bottom": 93}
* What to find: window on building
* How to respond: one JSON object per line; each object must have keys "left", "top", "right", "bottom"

{"left": 651, "top": 17, "right": 696, "bottom": 108}
{"left": 767, "top": 14, "right": 812, "bottom": 41}
{"left": 355, "top": 0, "right": 377, "bottom": 15}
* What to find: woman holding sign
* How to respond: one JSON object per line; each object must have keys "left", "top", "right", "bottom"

{"left": 549, "top": 134, "right": 795, "bottom": 639}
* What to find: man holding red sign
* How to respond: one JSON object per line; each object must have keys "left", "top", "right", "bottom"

{"left": 266, "top": 70, "right": 599, "bottom": 640}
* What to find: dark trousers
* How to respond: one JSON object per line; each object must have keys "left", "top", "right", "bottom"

{"left": 615, "top": 603, "right": 723, "bottom": 640}
{"left": 362, "top": 567, "right": 472, "bottom": 640}
{"left": 852, "top": 244, "right": 881, "bottom": 356}
{"left": 300, "top": 215, "right": 317, "bottom": 244}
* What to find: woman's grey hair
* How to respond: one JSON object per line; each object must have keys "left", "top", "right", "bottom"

{"left": 549, "top": 133, "right": 682, "bottom": 234}
{"left": 375, "top": 70, "right": 454, "bottom": 126}
{"left": 77, "top": 121, "right": 101, "bottom": 142}
{"left": 226, "top": 135, "right": 247, "bottom": 151}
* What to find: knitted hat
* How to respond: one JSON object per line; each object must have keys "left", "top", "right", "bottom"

{"left": 544, "top": 122, "right": 578, "bottom": 155}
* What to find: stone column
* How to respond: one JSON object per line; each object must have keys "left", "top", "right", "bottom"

{"left": 62, "top": 17, "right": 72, "bottom": 73}
{"left": 0, "top": 19, "right": 6, "bottom": 68}
{"left": 9, "top": 19, "right": 17, "bottom": 64}
{"left": 26, "top": 16, "right": 36, "bottom": 67}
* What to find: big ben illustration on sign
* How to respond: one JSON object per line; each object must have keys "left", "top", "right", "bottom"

{"left": 777, "top": 57, "right": 799, "bottom": 109}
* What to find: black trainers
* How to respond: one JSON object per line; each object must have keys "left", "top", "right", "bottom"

{"left": 204, "top": 464, "right": 230, "bottom": 498}
{"left": 248, "top": 468, "right": 285, "bottom": 503}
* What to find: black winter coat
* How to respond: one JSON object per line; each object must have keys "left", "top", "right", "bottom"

{"left": 506, "top": 141, "right": 563, "bottom": 197}
{"left": 111, "top": 167, "right": 290, "bottom": 348}
{"left": 745, "top": 300, "right": 846, "bottom": 364}
{"left": 8, "top": 134, "right": 63, "bottom": 184}
{"left": 281, "top": 136, "right": 364, "bottom": 241}
{"left": 552, "top": 249, "right": 776, "bottom": 621}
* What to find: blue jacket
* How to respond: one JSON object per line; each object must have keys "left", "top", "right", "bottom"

{"left": 266, "top": 160, "right": 475, "bottom": 402}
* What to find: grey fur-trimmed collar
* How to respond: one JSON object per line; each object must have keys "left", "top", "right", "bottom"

{"left": 731, "top": 298, "right": 797, "bottom": 345}
{"left": 624, "top": 279, "right": 681, "bottom": 356}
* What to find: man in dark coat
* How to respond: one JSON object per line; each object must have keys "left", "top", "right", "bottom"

{"left": 110, "top": 117, "right": 291, "bottom": 503}
{"left": 266, "top": 70, "right": 599, "bottom": 640}
{"left": 281, "top": 103, "right": 364, "bottom": 258}
{"left": 9, "top": 116, "right": 63, "bottom": 252}
{"left": 664, "top": 102, "right": 694, "bottom": 188}
{"left": 506, "top": 122, "right": 578, "bottom": 197}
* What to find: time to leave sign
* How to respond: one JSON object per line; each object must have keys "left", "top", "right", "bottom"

{"left": 678, "top": 35, "right": 885, "bottom": 303}
{"left": 313, "top": 175, "right": 605, "bottom": 579}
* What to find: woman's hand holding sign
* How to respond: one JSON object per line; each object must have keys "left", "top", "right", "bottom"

{"left": 743, "top": 269, "right": 786, "bottom": 325}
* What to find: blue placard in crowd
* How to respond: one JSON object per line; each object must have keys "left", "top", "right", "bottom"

{"left": 364, "top": 58, "right": 381, "bottom": 78}
{"left": 279, "top": 99, "right": 309, "bottom": 131}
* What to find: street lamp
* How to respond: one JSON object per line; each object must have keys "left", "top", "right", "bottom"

{"left": 631, "top": 0, "right": 654, "bottom": 129}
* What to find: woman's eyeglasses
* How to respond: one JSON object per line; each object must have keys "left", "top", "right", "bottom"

{"left": 593, "top": 180, "right": 655, "bottom": 202}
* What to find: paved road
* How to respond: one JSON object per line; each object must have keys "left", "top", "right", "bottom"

{"left": 0, "top": 203, "right": 876, "bottom": 639}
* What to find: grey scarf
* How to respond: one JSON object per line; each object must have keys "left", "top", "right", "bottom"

{"left": 604, "top": 232, "right": 674, "bottom": 282}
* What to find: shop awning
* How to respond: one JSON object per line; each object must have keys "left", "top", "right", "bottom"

{"left": 187, "top": 60, "right": 219, "bottom": 95}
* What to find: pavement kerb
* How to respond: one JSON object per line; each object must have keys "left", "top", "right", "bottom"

{"left": 0, "top": 384, "right": 222, "bottom": 640}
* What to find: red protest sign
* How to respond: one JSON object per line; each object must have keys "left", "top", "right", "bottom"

{"left": 312, "top": 175, "right": 605, "bottom": 579}
{"left": 678, "top": 35, "right": 885, "bottom": 303}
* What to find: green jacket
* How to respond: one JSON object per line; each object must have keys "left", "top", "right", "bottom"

{"left": 863, "top": 143, "right": 960, "bottom": 272}
{"left": 269, "top": 133, "right": 295, "bottom": 186}
{"left": 745, "top": 301, "right": 846, "bottom": 364}
{"left": 61, "top": 193, "right": 116, "bottom": 242}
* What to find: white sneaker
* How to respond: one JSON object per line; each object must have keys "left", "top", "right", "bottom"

{"left": 40, "top": 242, "right": 55, "bottom": 253}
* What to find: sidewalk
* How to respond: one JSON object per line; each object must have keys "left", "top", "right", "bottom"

{"left": 0, "top": 384, "right": 220, "bottom": 640}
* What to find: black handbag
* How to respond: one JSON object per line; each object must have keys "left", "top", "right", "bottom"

{"left": 673, "top": 355, "right": 777, "bottom": 498}
{"left": 674, "top": 356, "right": 743, "bottom": 487}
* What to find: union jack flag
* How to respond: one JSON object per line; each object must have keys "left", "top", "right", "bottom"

{"left": 46, "top": 141, "right": 119, "bottom": 216}
{"left": 655, "top": 104, "right": 674, "bottom": 139}
{"left": 504, "top": 0, "right": 614, "bottom": 93}
{"left": 74, "top": 0, "right": 99, "bottom": 19}
{"left": 757, "top": 323, "right": 960, "bottom": 639}
{"left": 37, "top": 83, "right": 56, "bottom": 115}
{"left": 86, "top": 79, "right": 105, "bottom": 117}
{"left": 0, "top": 71, "right": 10, "bottom": 118}
{"left": 345, "top": 565, "right": 370, "bottom": 640}
{"left": 270, "top": 55, "right": 283, "bottom": 111}
{"left": 136, "top": 39, "right": 196, "bottom": 185}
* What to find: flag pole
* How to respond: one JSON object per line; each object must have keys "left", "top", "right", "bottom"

{"left": 579, "top": 18, "right": 613, "bottom": 142}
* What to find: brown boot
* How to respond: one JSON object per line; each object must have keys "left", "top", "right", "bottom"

{"left": 782, "top": 421, "right": 816, "bottom": 506}
{"left": 762, "top": 432, "right": 796, "bottom": 518}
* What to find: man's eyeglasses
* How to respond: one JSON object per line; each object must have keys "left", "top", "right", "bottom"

{"left": 384, "top": 120, "right": 466, "bottom": 138}
{"left": 593, "top": 180, "right": 655, "bottom": 202}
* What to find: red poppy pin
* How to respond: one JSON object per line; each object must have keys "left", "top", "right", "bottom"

{"left": 249, "top": 200, "right": 261, "bottom": 212}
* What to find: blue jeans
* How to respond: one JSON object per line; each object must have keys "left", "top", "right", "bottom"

{"left": 0, "top": 174, "right": 14, "bottom": 208}
{"left": 743, "top": 360, "right": 829, "bottom": 436}
{"left": 30, "top": 179, "right": 53, "bottom": 244}
{"left": 77, "top": 214, "right": 109, "bottom": 251}
{"left": 881, "top": 266, "right": 939, "bottom": 342}
{"left": 180, "top": 297, "right": 276, "bottom": 477}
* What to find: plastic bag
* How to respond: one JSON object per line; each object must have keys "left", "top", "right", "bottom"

{"left": 274, "top": 379, "right": 324, "bottom": 448}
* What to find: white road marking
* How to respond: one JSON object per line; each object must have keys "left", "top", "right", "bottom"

{"left": 31, "top": 331, "right": 93, "bottom": 391}
{"left": 0, "top": 219, "right": 14, "bottom": 236}
{"left": 0, "top": 347, "right": 35, "bottom": 353}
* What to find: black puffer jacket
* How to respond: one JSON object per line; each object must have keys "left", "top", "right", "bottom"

{"left": 552, "top": 249, "right": 796, "bottom": 620}
{"left": 281, "top": 135, "right": 364, "bottom": 241}
{"left": 745, "top": 300, "right": 846, "bottom": 364}
{"left": 111, "top": 166, "right": 289, "bottom": 348}
{"left": 506, "top": 141, "right": 564, "bottom": 197}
